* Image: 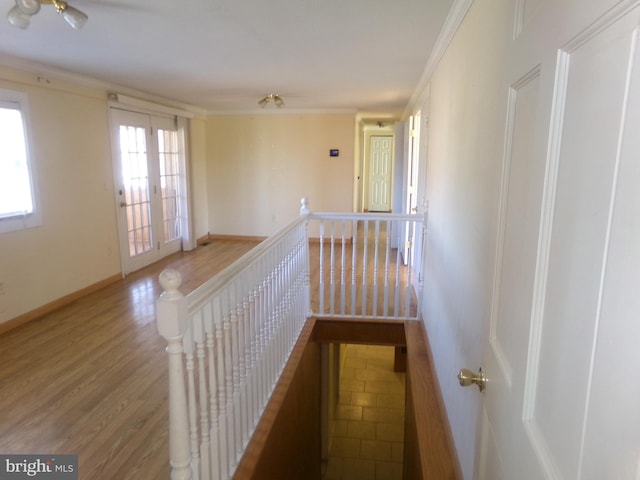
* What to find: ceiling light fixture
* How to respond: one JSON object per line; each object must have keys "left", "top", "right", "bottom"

{"left": 7, "top": 0, "right": 88, "bottom": 30}
{"left": 258, "top": 94, "right": 285, "bottom": 108}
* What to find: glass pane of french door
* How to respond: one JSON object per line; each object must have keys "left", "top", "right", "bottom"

{"left": 119, "top": 124, "right": 153, "bottom": 257}
{"left": 157, "top": 128, "right": 181, "bottom": 243}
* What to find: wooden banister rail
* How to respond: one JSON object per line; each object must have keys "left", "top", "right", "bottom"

{"left": 404, "top": 320, "right": 463, "bottom": 479}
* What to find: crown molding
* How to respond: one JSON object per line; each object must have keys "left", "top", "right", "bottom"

{"left": 206, "top": 107, "right": 358, "bottom": 116}
{"left": 0, "top": 53, "right": 208, "bottom": 117}
{"left": 403, "top": 0, "right": 474, "bottom": 118}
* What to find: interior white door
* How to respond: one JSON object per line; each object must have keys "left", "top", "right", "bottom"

{"left": 479, "top": 2, "right": 640, "bottom": 479}
{"left": 403, "top": 114, "right": 420, "bottom": 265}
{"left": 368, "top": 135, "right": 393, "bottom": 212}
{"left": 110, "top": 108, "right": 184, "bottom": 274}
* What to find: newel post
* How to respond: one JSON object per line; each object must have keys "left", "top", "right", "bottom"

{"left": 156, "top": 269, "right": 192, "bottom": 480}
{"left": 299, "top": 196, "right": 310, "bottom": 216}
{"left": 300, "top": 197, "right": 312, "bottom": 317}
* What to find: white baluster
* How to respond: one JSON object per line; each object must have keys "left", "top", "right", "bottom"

{"left": 383, "top": 219, "right": 391, "bottom": 317}
{"left": 405, "top": 220, "right": 414, "bottom": 317}
{"left": 351, "top": 219, "right": 358, "bottom": 316}
{"left": 256, "top": 279, "right": 267, "bottom": 415}
{"left": 319, "top": 220, "right": 325, "bottom": 314}
{"left": 183, "top": 321, "right": 200, "bottom": 480}
{"left": 234, "top": 301, "right": 244, "bottom": 463}
{"left": 394, "top": 224, "right": 402, "bottom": 318}
{"left": 228, "top": 297, "right": 241, "bottom": 465}
{"left": 247, "top": 286, "right": 258, "bottom": 431}
{"left": 203, "top": 303, "right": 221, "bottom": 480}
{"left": 362, "top": 220, "right": 369, "bottom": 315}
{"left": 340, "top": 220, "right": 346, "bottom": 315}
{"left": 222, "top": 306, "right": 235, "bottom": 476}
{"left": 256, "top": 280, "right": 266, "bottom": 423}
{"left": 249, "top": 284, "right": 260, "bottom": 428}
{"left": 372, "top": 220, "right": 380, "bottom": 316}
{"left": 417, "top": 208, "right": 428, "bottom": 319}
{"left": 329, "top": 221, "right": 336, "bottom": 315}
{"left": 239, "top": 291, "right": 251, "bottom": 447}
{"left": 156, "top": 269, "right": 192, "bottom": 480}
{"left": 213, "top": 297, "right": 228, "bottom": 480}
{"left": 299, "top": 204, "right": 312, "bottom": 318}
{"left": 194, "top": 312, "right": 210, "bottom": 480}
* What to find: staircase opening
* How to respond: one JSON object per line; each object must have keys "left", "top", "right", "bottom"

{"left": 322, "top": 343, "right": 406, "bottom": 480}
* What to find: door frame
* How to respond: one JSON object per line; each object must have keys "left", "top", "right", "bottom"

{"left": 109, "top": 106, "right": 192, "bottom": 276}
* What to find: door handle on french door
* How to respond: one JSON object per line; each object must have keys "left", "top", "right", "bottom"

{"left": 458, "top": 368, "right": 486, "bottom": 392}
{"left": 120, "top": 201, "right": 128, "bottom": 207}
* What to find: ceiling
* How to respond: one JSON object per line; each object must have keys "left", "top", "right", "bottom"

{"left": 0, "top": 0, "right": 454, "bottom": 115}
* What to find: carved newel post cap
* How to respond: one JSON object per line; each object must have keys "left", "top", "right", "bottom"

{"left": 300, "top": 197, "right": 310, "bottom": 216}
{"left": 159, "top": 269, "right": 183, "bottom": 300}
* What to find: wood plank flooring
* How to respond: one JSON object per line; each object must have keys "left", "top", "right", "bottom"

{"left": 0, "top": 238, "right": 260, "bottom": 479}
{"left": 0, "top": 235, "right": 441, "bottom": 480}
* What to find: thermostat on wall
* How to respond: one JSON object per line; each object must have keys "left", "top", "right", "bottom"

{"left": 330, "top": 149, "right": 339, "bottom": 157}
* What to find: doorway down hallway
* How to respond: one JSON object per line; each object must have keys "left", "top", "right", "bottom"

{"left": 324, "top": 344, "right": 406, "bottom": 480}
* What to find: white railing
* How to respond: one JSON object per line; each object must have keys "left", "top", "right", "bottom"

{"left": 306, "top": 204, "right": 424, "bottom": 320}
{"left": 155, "top": 199, "right": 424, "bottom": 479}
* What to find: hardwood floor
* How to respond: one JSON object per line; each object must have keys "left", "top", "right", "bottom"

{"left": 0, "top": 238, "right": 260, "bottom": 479}
{"left": 0, "top": 235, "right": 444, "bottom": 480}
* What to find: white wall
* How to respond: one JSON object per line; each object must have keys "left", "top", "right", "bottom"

{"left": 414, "top": 0, "right": 511, "bottom": 477}
{"left": 206, "top": 114, "right": 355, "bottom": 237}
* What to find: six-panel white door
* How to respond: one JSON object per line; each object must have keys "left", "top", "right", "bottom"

{"left": 480, "top": 1, "right": 640, "bottom": 478}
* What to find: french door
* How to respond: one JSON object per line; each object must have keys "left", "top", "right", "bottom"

{"left": 110, "top": 108, "right": 185, "bottom": 274}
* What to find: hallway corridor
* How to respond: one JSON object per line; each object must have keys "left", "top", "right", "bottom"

{"left": 324, "top": 344, "right": 406, "bottom": 480}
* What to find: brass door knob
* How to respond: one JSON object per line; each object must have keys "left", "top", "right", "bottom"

{"left": 457, "top": 368, "right": 486, "bottom": 392}
{"left": 120, "top": 201, "right": 128, "bottom": 207}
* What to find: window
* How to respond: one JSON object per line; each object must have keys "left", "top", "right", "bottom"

{"left": 0, "top": 89, "right": 40, "bottom": 233}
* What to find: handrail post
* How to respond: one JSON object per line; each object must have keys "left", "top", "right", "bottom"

{"left": 299, "top": 197, "right": 310, "bottom": 216}
{"left": 300, "top": 197, "right": 312, "bottom": 317}
{"left": 417, "top": 201, "right": 429, "bottom": 319}
{"left": 156, "top": 269, "right": 192, "bottom": 480}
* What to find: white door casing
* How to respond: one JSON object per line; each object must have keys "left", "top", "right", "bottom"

{"left": 403, "top": 114, "right": 420, "bottom": 265}
{"left": 479, "top": 1, "right": 640, "bottom": 479}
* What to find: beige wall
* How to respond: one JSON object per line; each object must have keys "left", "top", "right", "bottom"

{"left": 188, "top": 116, "right": 210, "bottom": 241}
{"left": 0, "top": 66, "right": 121, "bottom": 323}
{"left": 0, "top": 66, "right": 357, "bottom": 324}
{"left": 206, "top": 114, "right": 355, "bottom": 237}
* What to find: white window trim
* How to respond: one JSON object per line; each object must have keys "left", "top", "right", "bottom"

{"left": 0, "top": 88, "right": 42, "bottom": 234}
